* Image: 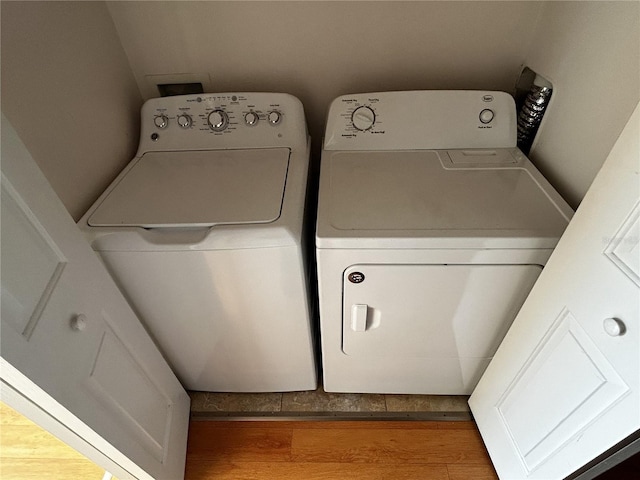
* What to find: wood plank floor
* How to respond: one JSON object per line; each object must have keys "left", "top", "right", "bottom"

{"left": 185, "top": 420, "right": 499, "bottom": 480}
{"left": 0, "top": 402, "right": 112, "bottom": 480}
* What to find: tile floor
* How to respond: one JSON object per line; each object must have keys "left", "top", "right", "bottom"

{"left": 189, "top": 385, "right": 471, "bottom": 420}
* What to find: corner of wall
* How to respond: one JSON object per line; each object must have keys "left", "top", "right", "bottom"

{"left": 1, "top": 1, "right": 142, "bottom": 221}
{"left": 521, "top": 2, "right": 640, "bottom": 209}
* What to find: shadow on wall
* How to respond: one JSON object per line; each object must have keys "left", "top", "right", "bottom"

{"left": 106, "top": 1, "right": 546, "bottom": 163}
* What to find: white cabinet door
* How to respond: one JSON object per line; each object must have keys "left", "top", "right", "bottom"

{"left": 0, "top": 116, "right": 190, "bottom": 480}
{"left": 470, "top": 103, "right": 640, "bottom": 479}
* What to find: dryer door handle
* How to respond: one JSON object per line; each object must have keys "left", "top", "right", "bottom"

{"left": 351, "top": 304, "right": 369, "bottom": 332}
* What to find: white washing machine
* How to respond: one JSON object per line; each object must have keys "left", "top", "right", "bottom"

{"left": 79, "top": 93, "right": 317, "bottom": 392}
{"left": 316, "top": 91, "right": 573, "bottom": 394}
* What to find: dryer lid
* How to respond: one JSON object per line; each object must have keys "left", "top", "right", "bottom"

{"left": 88, "top": 148, "right": 290, "bottom": 228}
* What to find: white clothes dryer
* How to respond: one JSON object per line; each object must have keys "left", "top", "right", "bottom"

{"left": 316, "top": 91, "right": 573, "bottom": 395}
{"left": 79, "top": 93, "right": 317, "bottom": 392}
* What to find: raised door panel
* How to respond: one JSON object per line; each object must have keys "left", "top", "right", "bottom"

{"left": 0, "top": 179, "right": 66, "bottom": 339}
{"left": 86, "top": 321, "right": 174, "bottom": 464}
{"left": 604, "top": 202, "right": 640, "bottom": 287}
{"left": 496, "top": 309, "right": 629, "bottom": 473}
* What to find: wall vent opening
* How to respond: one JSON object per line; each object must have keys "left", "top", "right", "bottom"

{"left": 157, "top": 83, "right": 204, "bottom": 97}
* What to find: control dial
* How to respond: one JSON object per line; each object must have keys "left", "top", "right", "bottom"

{"left": 245, "top": 111, "right": 259, "bottom": 126}
{"left": 268, "top": 110, "right": 282, "bottom": 125}
{"left": 479, "top": 109, "right": 495, "bottom": 124}
{"left": 154, "top": 114, "right": 169, "bottom": 129}
{"left": 177, "top": 114, "right": 192, "bottom": 128}
{"left": 351, "top": 106, "right": 375, "bottom": 131}
{"left": 207, "top": 109, "right": 229, "bottom": 131}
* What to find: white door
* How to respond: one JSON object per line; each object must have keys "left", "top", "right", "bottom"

{"left": 470, "top": 103, "right": 640, "bottom": 479}
{"left": 0, "top": 115, "right": 190, "bottom": 480}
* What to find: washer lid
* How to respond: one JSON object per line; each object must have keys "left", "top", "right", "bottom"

{"left": 317, "top": 150, "right": 572, "bottom": 248}
{"left": 88, "top": 148, "right": 290, "bottom": 228}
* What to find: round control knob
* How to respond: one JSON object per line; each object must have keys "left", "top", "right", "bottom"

{"left": 603, "top": 317, "right": 626, "bottom": 337}
{"left": 351, "top": 106, "right": 376, "bottom": 131}
{"left": 268, "top": 110, "right": 282, "bottom": 125}
{"left": 245, "top": 111, "right": 259, "bottom": 126}
{"left": 207, "top": 109, "right": 229, "bottom": 131}
{"left": 154, "top": 114, "right": 168, "bottom": 129}
{"left": 177, "top": 114, "right": 192, "bottom": 129}
{"left": 479, "top": 109, "right": 495, "bottom": 124}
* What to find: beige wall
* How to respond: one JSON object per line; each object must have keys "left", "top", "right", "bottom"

{"left": 525, "top": 1, "right": 640, "bottom": 208}
{"left": 1, "top": 1, "right": 142, "bottom": 220}
{"left": 107, "top": 1, "right": 543, "bottom": 152}
{"left": 2, "top": 1, "right": 636, "bottom": 217}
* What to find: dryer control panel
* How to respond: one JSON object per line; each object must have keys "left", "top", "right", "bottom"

{"left": 324, "top": 90, "right": 517, "bottom": 151}
{"left": 138, "top": 93, "right": 308, "bottom": 155}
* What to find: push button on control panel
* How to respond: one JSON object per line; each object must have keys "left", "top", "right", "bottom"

{"left": 479, "top": 109, "right": 495, "bottom": 124}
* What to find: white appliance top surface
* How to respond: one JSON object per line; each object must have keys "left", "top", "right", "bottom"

{"left": 89, "top": 148, "right": 289, "bottom": 228}
{"left": 320, "top": 150, "right": 570, "bottom": 242}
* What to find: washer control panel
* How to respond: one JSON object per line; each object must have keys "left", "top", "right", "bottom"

{"left": 139, "top": 93, "right": 305, "bottom": 154}
{"left": 324, "top": 91, "right": 517, "bottom": 150}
